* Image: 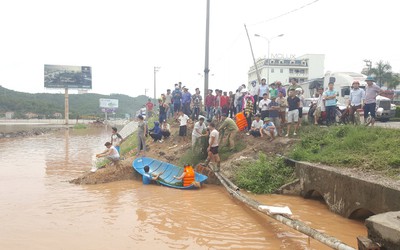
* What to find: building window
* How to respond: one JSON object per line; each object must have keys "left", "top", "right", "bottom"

{"left": 279, "top": 60, "right": 284, "bottom": 64}
{"left": 289, "top": 69, "right": 294, "bottom": 74}
{"left": 271, "top": 68, "right": 275, "bottom": 73}
{"left": 280, "top": 69, "right": 283, "bottom": 73}
{"left": 270, "top": 60, "right": 275, "bottom": 64}
{"left": 290, "top": 60, "right": 295, "bottom": 64}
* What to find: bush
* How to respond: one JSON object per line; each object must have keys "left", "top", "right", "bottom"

{"left": 233, "top": 153, "right": 295, "bottom": 194}
{"left": 288, "top": 125, "right": 400, "bottom": 177}
{"left": 396, "top": 106, "right": 400, "bottom": 118}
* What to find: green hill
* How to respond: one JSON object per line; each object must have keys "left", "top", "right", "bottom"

{"left": 0, "top": 86, "right": 151, "bottom": 119}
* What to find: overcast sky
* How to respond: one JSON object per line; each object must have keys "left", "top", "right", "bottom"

{"left": 0, "top": 0, "right": 399, "bottom": 98}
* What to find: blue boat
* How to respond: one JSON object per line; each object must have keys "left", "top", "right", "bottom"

{"left": 132, "top": 157, "right": 208, "bottom": 189}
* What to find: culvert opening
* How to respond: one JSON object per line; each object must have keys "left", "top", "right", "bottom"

{"left": 349, "top": 208, "right": 375, "bottom": 221}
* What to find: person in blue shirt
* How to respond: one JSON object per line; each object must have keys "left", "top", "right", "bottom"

{"left": 172, "top": 84, "right": 182, "bottom": 118}
{"left": 323, "top": 82, "right": 338, "bottom": 126}
{"left": 142, "top": 165, "right": 162, "bottom": 185}
{"left": 149, "top": 121, "right": 162, "bottom": 142}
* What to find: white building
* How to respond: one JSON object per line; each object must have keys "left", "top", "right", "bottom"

{"left": 248, "top": 54, "right": 325, "bottom": 86}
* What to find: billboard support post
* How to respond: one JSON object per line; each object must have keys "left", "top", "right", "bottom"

{"left": 64, "top": 87, "right": 69, "bottom": 125}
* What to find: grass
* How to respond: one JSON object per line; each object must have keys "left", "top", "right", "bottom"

{"left": 233, "top": 153, "right": 295, "bottom": 194}
{"left": 73, "top": 124, "right": 87, "bottom": 129}
{"left": 289, "top": 125, "right": 400, "bottom": 177}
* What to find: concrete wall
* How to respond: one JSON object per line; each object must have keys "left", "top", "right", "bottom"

{"left": 292, "top": 161, "right": 400, "bottom": 218}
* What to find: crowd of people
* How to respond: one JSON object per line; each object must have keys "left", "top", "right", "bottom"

{"left": 135, "top": 79, "right": 311, "bottom": 172}
{"left": 94, "top": 76, "right": 383, "bottom": 181}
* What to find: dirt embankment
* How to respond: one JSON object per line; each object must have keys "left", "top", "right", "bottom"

{"left": 0, "top": 127, "right": 68, "bottom": 139}
{"left": 70, "top": 123, "right": 297, "bottom": 185}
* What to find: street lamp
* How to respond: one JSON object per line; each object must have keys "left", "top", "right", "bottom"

{"left": 154, "top": 66, "right": 160, "bottom": 101}
{"left": 254, "top": 33, "right": 284, "bottom": 85}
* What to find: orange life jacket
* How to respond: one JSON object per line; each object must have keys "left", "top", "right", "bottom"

{"left": 183, "top": 165, "right": 195, "bottom": 187}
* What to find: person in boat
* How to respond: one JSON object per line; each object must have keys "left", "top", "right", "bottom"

{"left": 173, "top": 164, "right": 196, "bottom": 187}
{"left": 96, "top": 142, "right": 120, "bottom": 164}
{"left": 142, "top": 165, "right": 162, "bottom": 185}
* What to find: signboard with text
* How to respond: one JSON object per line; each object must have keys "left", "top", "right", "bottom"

{"left": 99, "top": 98, "right": 119, "bottom": 109}
{"left": 44, "top": 64, "right": 92, "bottom": 89}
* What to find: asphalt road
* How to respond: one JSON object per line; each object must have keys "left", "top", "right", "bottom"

{"left": 374, "top": 120, "right": 400, "bottom": 129}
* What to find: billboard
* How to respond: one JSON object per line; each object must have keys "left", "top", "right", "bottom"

{"left": 44, "top": 64, "right": 92, "bottom": 89}
{"left": 99, "top": 98, "right": 119, "bottom": 109}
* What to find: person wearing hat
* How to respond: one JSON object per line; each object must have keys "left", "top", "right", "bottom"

{"left": 322, "top": 82, "right": 338, "bottom": 126}
{"left": 363, "top": 76, "right": 383, "bottom": 126}
{"left": 218, "top": 113, "right": 239, "bottom": 151}
{"left": 348, "top": 81, "right": 365, "bottom": 124}
{"left": 248, "top": 113, "right": 263, "bottom": 137}
{"left": 260, "top": 117, "right": 277, "bottom": 141}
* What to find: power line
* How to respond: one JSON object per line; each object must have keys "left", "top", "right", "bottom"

{"left": 249, "top": 0, "right": 320, "bottom": 26}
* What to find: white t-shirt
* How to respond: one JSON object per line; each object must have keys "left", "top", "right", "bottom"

{"left": 258, "top": 99, "right": 271, "bottom": 111}
{"left": 178, "top": 114, "right": 190, "bottom": 126}
{"left": 111, "top": 133, "right": 122, "bottom": 146}
{"left": 251, "top": 120, "right": 264, "bottom": 129}
{"left": 109, "top": 146, "right": 120, "bottom": 158}
{"left": 209, "top": 129, "right": 219, "bottom": 147}
{"left": 250, "top": 84, "right": 260, "bottom": 96}
{"left": 192, "top": 121, "right": 206, "bottom": 137}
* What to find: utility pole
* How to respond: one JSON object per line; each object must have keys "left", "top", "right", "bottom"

{"left": 245, "top": 24, "right": 261, "bottom": 86}
{"left": 154, "top": 66, "right": 160, "bottom": 101}
{"left": 203, "top": 0, "right": 210, "bottom": 100}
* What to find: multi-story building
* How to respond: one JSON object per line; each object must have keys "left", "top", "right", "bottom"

{"left": 248, "top": 54, "right": 325, "bottom": 86}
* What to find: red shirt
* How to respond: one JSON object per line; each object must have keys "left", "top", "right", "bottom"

{"left": 220, "top": 95, "right": 229, "bottom": 108}
{"left": 205, "top": 94, "right": 215, "bottom": 108}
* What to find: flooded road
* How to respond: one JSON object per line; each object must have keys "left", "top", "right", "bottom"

{"left": 0, "top": 126, "right": 366, "bottom": 249}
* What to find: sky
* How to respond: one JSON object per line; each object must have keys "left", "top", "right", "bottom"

{"left": 1, "top": 0, "right": 399, "bottom": 98}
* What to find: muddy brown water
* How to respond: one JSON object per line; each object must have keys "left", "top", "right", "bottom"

{"left": 0, "top": 126, "right": 366, "bottom": 249}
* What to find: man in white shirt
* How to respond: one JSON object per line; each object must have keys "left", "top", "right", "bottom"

{"left": 192, "top": 117, "right": 207, "bottom": 148}
{"left": 248, "top": 113, "right": 263, "bottom": 137}
{"left": 202, "top": 122, "right": 221, "bottom": 172}
{"left": 177, "top": 110, "right": 190, "bottom": 143}
{"left": 258, "top": 93, "right": 271, "bottom": 120}
{"left": 250, "top": 80, "right": 260, "bottom": 114}
{"left": 96, "top": 142, "right": 120, "bottom": 163}
{"left": 348, "top": 81, "right": 365, "bottom": 124}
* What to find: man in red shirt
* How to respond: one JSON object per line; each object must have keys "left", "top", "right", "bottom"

{"left": 221, "top": 91, "right": 230, "bottom": 117}
{"left": 205, "top": 89, "right": 215, "bottom": 121}
{"left": 146, "top": 99, "right": 154, "bottom": 118}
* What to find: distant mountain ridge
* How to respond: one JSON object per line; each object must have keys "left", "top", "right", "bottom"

{"left": 0, "top": 86, "right": 150, "bottom": 119}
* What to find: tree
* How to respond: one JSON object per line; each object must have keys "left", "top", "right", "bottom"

{"left": 387, "top": 73, "right": 400, "bottom": 90}
{"left": 368, "top": 61, "right": 392, "bottom": 87}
